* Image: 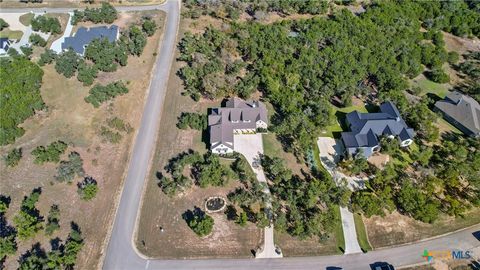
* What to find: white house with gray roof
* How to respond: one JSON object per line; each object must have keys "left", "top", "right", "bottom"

{"left": 208, "top": 98, "right": 268, "bottom": 154}
{"left": 341, "top": 101, "right": 414, "bottom": 158}
{"left": 434, "top": 91, "right": 480, "bottom": 138}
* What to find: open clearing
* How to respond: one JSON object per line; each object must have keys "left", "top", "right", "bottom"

{"left": 364, "top": 208, "right": 480, "bottom": 248}
{"left": 0, "top": 11, "right": 165, "bottom": 270}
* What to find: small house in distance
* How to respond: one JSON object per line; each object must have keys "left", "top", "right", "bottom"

{"left": 0, "top": 38, "right": 12, "bottom": 56}
{"left": 434, "top": 91, "right": 480, "bottom": 138}
{"left": 341, "top": 101, "right": 414, "bottom": 158}
{"left": 61, "top": 25, "right": 119, "bottom": 55}
{"left": 208, "top": 98, "right": 268, "bottom": 154}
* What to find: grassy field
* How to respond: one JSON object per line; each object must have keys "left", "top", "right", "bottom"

{"left": 353, "top": 213, "right": 372, "bottom": 252}
{"left": 262, "top": 132, "right": 307, "bottom": 175}
{"left": 0, "top": 11, "right": 165, "bottom": 270}
{"left": 0, "top": 29, "right": 23, "bottom": 39}
{"left": 321, "top": 104, "right": 369, "bottom": 138}
{"left": 364, "top": 207, "right": 480, "bottom": 248}
{"left": 410, "top": 74, "right": 451, "bottom": 99}
{"left": 19, "top": 13, "right": 34, "bottom": 26}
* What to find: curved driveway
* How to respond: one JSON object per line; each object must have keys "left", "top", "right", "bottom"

{"left": 1, "top": 2, "right": 479, "bottom": 269}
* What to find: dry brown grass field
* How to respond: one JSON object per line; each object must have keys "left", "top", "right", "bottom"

{"left": 0, "top": 10, "right": 165, "bottom": 270}
{"left": 0, "top": 0, "right": 165, "bottom": 9}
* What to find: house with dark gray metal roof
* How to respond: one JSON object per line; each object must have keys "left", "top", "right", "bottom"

{"left": 61, "top": 25, "right": 119, "bottom": 55}
{"left": 208, "top": 98, "right": 268, "bottom": 154}
{"left": 0, "top": 38, "right": 11, "bottom": 55}
{"left": 434, "top": 91, "right": 480, "bottom": 138}
{"left": 341, "top": 101, "right": 414, "bottom": 158}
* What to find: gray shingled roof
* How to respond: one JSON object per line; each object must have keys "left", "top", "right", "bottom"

{"left": 62, "top": 25, "right": 119, "bottom": 55}
{"left": 434, "top": 91, "right": 480, "bottom": 136}
{"left": 209, "top": 98, "right": 268, "bottom": 150}
{"left": 342, "top": 101, "right": 414, "bottom": 148}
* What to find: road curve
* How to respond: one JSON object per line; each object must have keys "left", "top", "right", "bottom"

{"left": 1, "top": 3, "right": 479, "bottom": 269}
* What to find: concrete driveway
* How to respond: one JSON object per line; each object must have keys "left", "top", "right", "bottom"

{"left": 233, "top": 133, "right": 282, "bottom": 258}
{"left": 50, "top": 12, "right": 73, "bottom": 53}
{"left": 317, "top": 137, "right": 362, "bottom": 255}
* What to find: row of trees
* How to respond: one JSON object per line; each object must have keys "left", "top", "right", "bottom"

{"left": 176, "top": 112, "right": 207, "bottom": 130}
{"left": 31, "top": 15, "right": 61, "bottom": 34}
{"left": 72, "top": 2, "right": 117, "bottom": 25}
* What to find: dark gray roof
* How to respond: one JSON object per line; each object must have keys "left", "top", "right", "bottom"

{"left": 435, "top": 91, "right": 480, "bottom": 136}
{"left": 342, "top": 101, "right": 414, "bottom": 148}
{"left": 62, "top": 25, "right": 119, "bottom": 54}
{"left": 209, "top": 98, "right": 268, "bottom": 150}
{"left": 0, "top": 38, "right": 10, "bottom": 50}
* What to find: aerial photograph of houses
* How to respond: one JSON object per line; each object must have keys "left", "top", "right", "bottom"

{"left": 0, "top": 1, "right": 479, "bottom": 270}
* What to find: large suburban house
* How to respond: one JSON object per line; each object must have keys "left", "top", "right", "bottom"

{"left": 208, "top": 98, "right": 268, "bottom": 154}
{"left": 434, "top": 91, "right": 480, "bottom": 138}
{"left": 341, "top": 101, "right": 415, "bottom": 158}
{"left": 61, "top": 25, "right": 119, "bottom": 55}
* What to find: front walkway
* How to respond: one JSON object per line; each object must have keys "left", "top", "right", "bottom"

{"left": 233, "top": 133, "right": 282, "bottom": 259}
{"left": 317, "top": 137, "right": 363, "bottom": 254}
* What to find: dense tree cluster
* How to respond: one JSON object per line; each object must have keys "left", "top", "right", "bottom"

{"left": 404, "top": 97, "right": 439, "bottom": 142}
{"left": 55, "top": 49, "right": 83, "bottom": 78}
{"left": 77, "top": 176, "right": 98, "bottom": 201}
{"left": 29, "top": 34, "right": 47, "bottom": 47}
{"left": 261, "top": 155, "right": 349, "bottom": 239}
{"left": 84, "top": 81, "right": 129, "bottom": 108}
{"left": 177, "top": 112, "right": 207, "bottom": 130}
{"left": 183, "top": 207, "right": 214, "bottom": 237}
{"left": 17, "top": 223, "right": 84, "bottom": 269}
{"left": 72, "top": 3, "right": 117, "bottom": 25}
{"left": 31, "top": 140, "right": 68, "bottom": 164}
{"left": 38, "top": 49, "right": 57, "bottom": 66}
{"left": 55, "top": 152, "right": 85, "bottom": 182}
{"left": 4, "top": 148, "right": 22, "bottom": 167}
{"left": 183, "top": 0, "right": 328, "bottom": 20}
{"left": 84, "top": 38, "right": 127, "bottom": 73}
{"left": 0, "top": 57, "right": 44, "bottom": 145}
{"left": 142, "top": 17, "right": 157, "bottom": 37}
{"left": 352, "top": 136, "right": 480, "bottom": 223}
{"left": 31, "top": 15, "right": 61, "bottom": 34}
{"left": 158, "top": 151, "right": 234, "bottom": 196}
{"left": 13, "top": 189, "right": 44, "bottom": 240}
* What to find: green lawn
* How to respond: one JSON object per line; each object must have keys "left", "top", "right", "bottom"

{"left": 0, "top": 29, "right": 23, "bottom": 40}
{"left": 334, "top": 206, "right": 346, "bottom": 253}
{"left": 410, "top": 75, "right": 450, "bottom": 99}
{"left": 19, "top": 13, "right": 35, "bottom": 26}
{"left": 353, "top": 213, "right": 372, "bottom": 252}
{"left": 321, "top": 104, "right": 369, "bottom": 138}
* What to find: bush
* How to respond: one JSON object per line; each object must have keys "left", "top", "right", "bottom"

{"left": 0, "top": 18, "right": 9, "bottom": 31}
{"left": 447, "top": 51, "right": 459, "bottom": 65}
{"left": 4, "top": 148, "right": 22, "bottom": 167}
{"left": 38, "top": 49, "right": 57, "bottom": 66}
{"left": 20, "top": 46, "right": 33, "bottom": 58}
{"left": 426, "top": 68, "right": 450, "bottom": 83}
{"left": 13, "top": 188, "right": 44, "bottom": 240}
{"left": 45, "top": 204, "right": 60, "bottom": 235}
{"left": 29, "top": 34, "right": 47, "bottom": 47}
{"left": 125, "top": 26, "right": 147, "bottom": 56}
{"left": 31, "top": 141, "right": 67, "bottom": 164}
{"left": 31, "top": 15, "right": 61, "bottom": 34}
{"left": 176, "top": 112, "right": 207, "bottom": 130}
{"left": 77, "top": 177, "right": 98, "bottom": 200}
{"left": 184, "top": 208, "right": 214, "bottom": 237}
{"left": 55, "top": 50, "right": 83, "bottom": 78}
{"left": 84, "top": 81, "right": 129, "bottom": 108}
{"left": 77, "top": 62, "right": 98, "bottom": 86}
{"left": 142, "top": 18, "right": 157, "bottom": 37}
{"left": 55, "top": 152, "right": 85, "bottom": 182}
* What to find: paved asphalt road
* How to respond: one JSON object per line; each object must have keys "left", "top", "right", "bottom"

{"left": 2, "top": 2, "right": 479, "bottom": 269}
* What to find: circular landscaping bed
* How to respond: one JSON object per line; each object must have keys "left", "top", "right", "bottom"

{"left": 205, "top": 196, "right": 226, "bottom": 213}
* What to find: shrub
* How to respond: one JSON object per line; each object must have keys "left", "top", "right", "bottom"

{"left": 72, "top": 3, "right": 117, "bottom": 25}
{"left": 0, "top": 18, "right": 9, "bottom": 31}
{"left": 77, "top": 177, "right": 98, "bottom": 200}
{"left": 84, "top": 81, "right": 129, "bottom": 108}
{"left": 142, "top": 18, "right": 157, "bottom": 37}
{"left": 31, "top": 141, "right": 67, "bottom": 164}
{"left": 31, "top": 15, "right": 61, "bottom": 34}
{"left": 55, "top": 50, "right": 83, "bottom": 78}
{"left": 184, "top": 208, "right": 214, "bottom": 237}
{"left": 176, "top": 112, "right": 207, "bottom": 130}
{"left": 426, "top": 68, "right": 450, "bottom": 83}
{"left": 55, "top": 152, "right": 85, "bottom": 182}
{"left": 38, "top": 49, "right": 57, "bottom": 66}
{"left": 4, "top": 148, "right": 22, "bottom": 167}
{"left": 45, "top": 204, "right": 60, "bottom": 235}
{"left": 29, "top": 34, "right": 47, "bottom": 47}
